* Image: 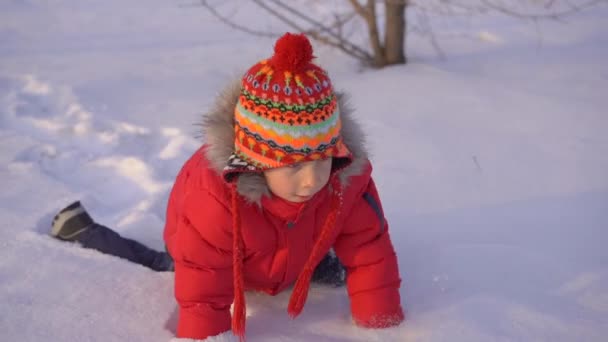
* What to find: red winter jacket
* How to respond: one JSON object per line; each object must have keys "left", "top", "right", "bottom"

{"left": 163, "top": 83, "right": 404, "bottom": 340}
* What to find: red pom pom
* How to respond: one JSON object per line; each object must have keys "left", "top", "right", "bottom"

{"left": 271, "top": 33, "right": 314, "bottom": 72}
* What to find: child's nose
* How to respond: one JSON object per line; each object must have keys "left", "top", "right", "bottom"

{"left": 301, "top": 167, "right": 322, "bottom": 190}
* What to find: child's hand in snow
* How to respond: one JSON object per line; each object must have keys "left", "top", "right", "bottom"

{"left": 170, "top": 331, "right": 239, "bottom": 342}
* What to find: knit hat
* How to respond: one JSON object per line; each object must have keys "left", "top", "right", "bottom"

{"left": 226, "top": 33, "right": 351, "bottom": 341}
{"left": 223, "top": 32, "right": 352, "bottom": 182}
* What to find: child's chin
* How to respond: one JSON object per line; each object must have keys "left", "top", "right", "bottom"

{"left": 288, "top": 195, "right": 313, "bottom": 202}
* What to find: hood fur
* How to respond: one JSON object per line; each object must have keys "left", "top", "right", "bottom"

{"left": 201, "top": 79, "right": 369, "bottom": 204}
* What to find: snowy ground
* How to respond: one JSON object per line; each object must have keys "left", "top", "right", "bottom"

{"left": 1, "top": 1, "right": 607, "bottom": 341}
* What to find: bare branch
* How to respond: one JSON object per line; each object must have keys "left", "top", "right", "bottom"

{"left": 268, "top": 0, "right": 354, "bottom": 35}
{"left": 348, "top": 0, "right": 369, "bottom": 18}
{"left": 479, "top": 0, "right": 606, "bottom": 20}
{"left": 415, "top": 2, "right": 486, "bottom": 16}
{"left": 199, "top": 0, "right": 276, "bottom": 38}
{"left": 334, "top": 13, "right": 345, "bottom": 39}
{"left": 267, "top": 0, "right": 371, "bottom": 60}
{"left": 252, "top": 0, "right": 372, "bottom": 61}
{"left": 410, "top": 0, "right": 606, "bottom": 18}
{"left": 366, "top": 1, "right": 385, "bottom": 66}
{"left": 349, "top": 0, "right": 385, "bottom": 65}
{"left": 416, "top": 7, "right": 446, "bottom": 60}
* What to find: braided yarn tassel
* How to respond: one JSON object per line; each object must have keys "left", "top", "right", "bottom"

{"left": 288, "top": 180, "right": 343, "bottom": 318}
{"left": 231, "top": 184, "right": 246, "bottom": 342}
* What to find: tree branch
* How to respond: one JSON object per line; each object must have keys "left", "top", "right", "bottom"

{"left": 348, "top": 0, "right": 369, "bottom": 17}
{"left": 410, "top": 6, "right": 446, "bottom": 60}
{"left": 366, "top": 0, "right": 385, "bottom": 66}
{"left": 252, "top": 0, "right": 372, "bottom": 61}
{"left": 479, "top": 0, "right": 606, "bottom": 20}
{"left": 267, "top": 0, "right": 371, "bottom": 60}
{"left": 199, "top": 0, "right": 276, "bottom": 38}
{"left": 409, "top": 1, "right": 488, "bottom": 16}
{"left": 349, "top": 0, "right": 385, "bottom": 65}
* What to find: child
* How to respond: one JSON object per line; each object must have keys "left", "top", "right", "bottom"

{"left": 52, "top": 33, "right": 404, "bottom": 341}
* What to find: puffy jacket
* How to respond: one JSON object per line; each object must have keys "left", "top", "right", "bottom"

{"left": 164, "top": 82, "right": 404, "bottom": 340}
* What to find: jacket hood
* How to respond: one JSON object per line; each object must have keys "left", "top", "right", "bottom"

{"left": 201, "top": 79, "right": 369, "bottom": 204}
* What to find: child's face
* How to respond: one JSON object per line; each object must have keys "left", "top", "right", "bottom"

{"left": 264, "top": 158, "right": 333, "bottom": 202}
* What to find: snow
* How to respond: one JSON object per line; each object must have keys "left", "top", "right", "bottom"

{"left": 1, "top": 0, "right": 607, "bottom": 341}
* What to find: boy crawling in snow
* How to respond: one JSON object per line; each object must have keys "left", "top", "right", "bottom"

{"left": 50, "top": 33, "right": 404, "bottom": 341}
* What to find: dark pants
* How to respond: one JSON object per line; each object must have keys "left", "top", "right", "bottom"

{"left": 77, "top": 224, "right": 344, "bottom": 286}
{"left": 78, "top": 223, "right": 174, "bottom": 272}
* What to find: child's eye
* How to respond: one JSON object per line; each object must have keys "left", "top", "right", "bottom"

{"left": 288, "top": 163, "right": 301, "bottom": 169}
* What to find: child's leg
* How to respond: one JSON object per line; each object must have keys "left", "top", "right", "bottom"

{"left": 78, "top": 223, "right": 174, "bottom": 272}
{"left": 51, "top": 201, "right": 173, "bottom": 272}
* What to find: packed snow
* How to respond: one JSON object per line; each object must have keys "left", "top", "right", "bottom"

{"left": 1, "top": 0, "right": 607, "bottom": 341}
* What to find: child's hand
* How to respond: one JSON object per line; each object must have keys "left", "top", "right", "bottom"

{"left": 170, "top": 331, "right": 239, "bottom": 342}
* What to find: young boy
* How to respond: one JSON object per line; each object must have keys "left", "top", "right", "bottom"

{"left": 51, "top": 33, "right": 404, "bottom": 341}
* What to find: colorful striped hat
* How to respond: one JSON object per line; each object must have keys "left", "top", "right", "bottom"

{"left": 223, "top": 32, "right": 351, "bottom": 181}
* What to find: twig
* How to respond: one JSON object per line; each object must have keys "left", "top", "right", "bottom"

{"left": 252, "top": 0, "right": 372, "bottom": 61}
{"left": 416, "top": 7, "right": 446, "bottom": 60}
{"left": 472, "top": 155, "right": 483, "bottom": 173}
{"left": 480, "top": 0, "right": 606, "bottom": 20}
{"left": 200, "top": 0, "right": 276, "bottom": 38}
{"left": 349, "top": 0, "right": 385, "bottom": 65}
{"left": 267, "top": 0, "right": 371, "bottom": 60}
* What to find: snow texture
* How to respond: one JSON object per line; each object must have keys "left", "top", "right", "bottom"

{"left": 1, "top": 0, "right": 607, "bottom": 341}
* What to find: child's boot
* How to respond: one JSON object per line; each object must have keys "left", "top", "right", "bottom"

{"left": 50, "top": 201, "right": 94, "bottom": 242}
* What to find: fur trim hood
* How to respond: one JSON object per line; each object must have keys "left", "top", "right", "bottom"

{"left": 201, "top": 79, "right": 369, "bottom": 204}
